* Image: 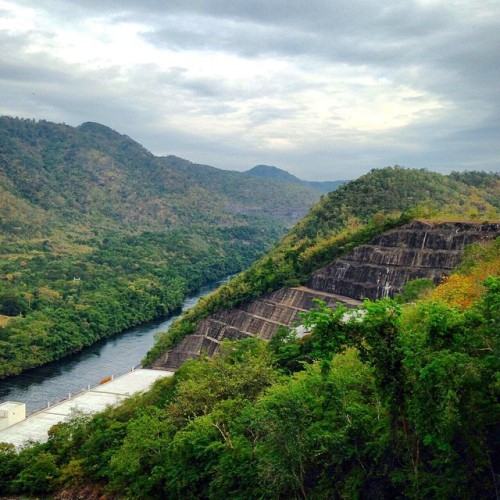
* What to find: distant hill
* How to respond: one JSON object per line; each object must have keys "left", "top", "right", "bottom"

{"left": 0, "top": 118, "right": 320, "bottom": 238}
{"left": 307, "top": 179, "right": 347, "bottom": 192}
{"left": 161, "top": 157, "right": 319, "bottom": 224}
{"left": 0, "top": 116, "right": 321, "bottom": 377}
{"left": 246, "top": 164, "right": 347, "bottom": 193}
{"left": 245, "top": 165, "right": 304, "bottom": 184}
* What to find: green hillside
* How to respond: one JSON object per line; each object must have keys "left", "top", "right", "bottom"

{"left": 0, "top": 168, "right": 498, "bottom": 498}
{"left": 246, "top": 164, "right": 347, "bottom": 193}
{"left": 246, "top": 164, "right": 304, "bottom": 184}
{"left": 162, "top": 157, "right": 319, "bottom": 223}
{"left": 0, "top": 117, "right": 321, "bottom": 377}
{"left": 0, "top": 118, "right": 319, "bottom": 234}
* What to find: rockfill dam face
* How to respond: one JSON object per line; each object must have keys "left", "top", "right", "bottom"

{"left": 152, "top": 220, "right": 500, "bottom": 371}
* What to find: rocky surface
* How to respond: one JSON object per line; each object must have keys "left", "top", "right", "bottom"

{"left": 309, "top": 221, "right": 500, "bottom": 300}
{"left": 152, "top": 287, "right": 361, "bottom": 370}
{"left": 152, "top": 220, "right": 499, "bottom": 370}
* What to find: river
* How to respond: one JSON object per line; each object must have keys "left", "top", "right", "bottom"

{"left": 0, "top": 278, "right": 227, "bottom": 414}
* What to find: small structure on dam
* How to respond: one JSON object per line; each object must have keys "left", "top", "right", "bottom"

{"left": 0, "top": 369, "right": 172, "bottom": 449}
{"left": 0, "top": 402, "right": 26, "bottom": 430}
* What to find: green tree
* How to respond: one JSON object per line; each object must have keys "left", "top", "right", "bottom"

{"left": 13, "top": 451, "right": 59, "bottom": 495}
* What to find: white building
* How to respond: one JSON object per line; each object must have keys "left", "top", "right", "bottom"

{"left": 0, "top": 402, "right": 26, "bottom": 430}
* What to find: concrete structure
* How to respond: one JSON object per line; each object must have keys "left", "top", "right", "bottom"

{"left": 0, "top": 402, "right": 26, "bottom": 430}
{"left": 0, "top": 369, "right": 172, "bottom": 448}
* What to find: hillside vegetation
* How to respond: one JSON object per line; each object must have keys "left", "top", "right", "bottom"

{"left": 0, "top": 235, "right": 497, "bottom": 498}
{"left": 0, "top": 162, "right": 498, "bottom": 497}
{"left": 0, "top": 117, "right": 321, "bottom": 378}
{"left": 146, "top": 167, "right": 499, "bottom": 364}
{"left": 0, "top": 118, "right": 319, "bottom": 233}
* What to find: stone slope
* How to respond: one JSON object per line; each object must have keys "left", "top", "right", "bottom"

{"left": 153, "top": 288, "right": 361, "bottom": 370}
{"left": 309, "top": 221, "right": 500, "bottom": 300}
{"left": 152, "top": 220, "right": 499, "bottom": 371}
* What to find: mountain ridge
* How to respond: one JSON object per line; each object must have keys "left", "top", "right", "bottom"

{"left": 245, "top": 164, "right": 347, "bottom": 193}
{"left": 0, "top": 117, "right": 321, "bottom": 234}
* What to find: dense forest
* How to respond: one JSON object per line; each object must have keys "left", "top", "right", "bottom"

{"left": 0, "top": 117, "right": 322, "bottom": 377}
{"left": 146, "top": 167, "right": 500, "bottom": 365}
{"left": 0, "top": 235, "right": 497, "bottom": 498}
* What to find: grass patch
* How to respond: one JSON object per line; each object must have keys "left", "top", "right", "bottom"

{"left": 0, "top": 314, "right": 15, "bottom": 327}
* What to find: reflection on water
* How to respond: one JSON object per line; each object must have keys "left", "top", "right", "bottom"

{"left": 0, "top": 279, "right": 226, "bottom": 414}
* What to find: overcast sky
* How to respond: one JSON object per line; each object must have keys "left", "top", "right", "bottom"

{"left": 1, "top": 0, "right": 499, "bottom": 180}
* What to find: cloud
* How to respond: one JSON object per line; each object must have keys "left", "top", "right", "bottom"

{"left": 0, "top": 0, "right": 499, "bottom": 179}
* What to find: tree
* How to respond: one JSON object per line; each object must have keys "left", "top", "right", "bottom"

{"left": 13, "top": 451, "right": 59, "bottom": 495}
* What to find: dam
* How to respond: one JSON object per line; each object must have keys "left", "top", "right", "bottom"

{"left": 0, "top": 369, "right": 172, "bottom": 449}
{"left": 152, "top": 220, "right": 500, "bottom": 370}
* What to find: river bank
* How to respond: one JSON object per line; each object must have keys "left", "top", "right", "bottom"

{"left": 0, "top": 278, "right": 227, "bottom": 414}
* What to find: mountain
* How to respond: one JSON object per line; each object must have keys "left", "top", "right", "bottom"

{"left": 307, "top": 179, "right": 347, "bottom": 192}
{"left": 0, "top": 118, "right": 320, "bottom": 236}
{"left": 245, "top": 164, "right": 304, "bottom": 184}
{"left": 245, "top": 164, "right": 347, "bottom": 193}
{"left": 160, "top": 157, "right": 319, "bottom": 223}
{"left": 0, "top": 116, "right": 322, "bottom": 377}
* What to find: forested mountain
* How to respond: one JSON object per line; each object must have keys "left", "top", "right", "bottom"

{"left": 0, "top": 117, "right": 319, "bottom": 234}
{"left": 246, "top": 164, "right": 305, "bottom": 184}
{"left": 246, "top": 164, "right": 347, "bottom": 193}
{"left": 0, "top": 117, "right": 321, "bottom": 377}
{"left": 0, "top": 166, "right": 498, "bottom": 498}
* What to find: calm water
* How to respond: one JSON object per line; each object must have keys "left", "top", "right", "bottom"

{"left": 0, "top": 279, "right": 227, "bottom": 414}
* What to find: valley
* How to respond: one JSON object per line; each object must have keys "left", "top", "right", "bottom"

{"left": 0, "top": 1, "right": 498, "bottom": 495}
{"left": 0, "top": 278, "right": 226, "bottom": 415}
{"left": 0, "top": 117, "right": 325, "bottom": 378}
{"left": 0, "top": 121, "right": 498, "bottom": 498}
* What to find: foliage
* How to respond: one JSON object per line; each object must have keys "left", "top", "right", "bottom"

{"left": 0, "top": 116, "right": 319, "bottom": 377}
{"left": 267, "top": 326, "right": 313, "bottom": 374}
{"left": 1, "top": 254, "right": 498, "bottom": 498}
{"left": 394, "top": 278, "right": 436, "bottom": 303}
{"left": 0, "top": 225, "right": 285, "bottom": 378}
{"left": 431, "top": 238, "right": 500, "bottom": 309}
{"left": 245, "top": 164, "right": 348, "bottom": 193}
{"left": 1, "top": 118, "right": 499, "bottom": 497}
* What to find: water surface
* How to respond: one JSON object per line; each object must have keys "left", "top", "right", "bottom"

{"left": 0, "top": 279, "right": 226, "bottom": 414}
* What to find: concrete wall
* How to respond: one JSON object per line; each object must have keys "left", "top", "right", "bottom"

{"left": 309, "top": 221, "right": 500, "bottom": 300}
{"left": 152, "top": 220, "right": 500, "bottom": 371}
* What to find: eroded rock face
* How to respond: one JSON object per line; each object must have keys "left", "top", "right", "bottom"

{"left": 152, "top": 220, "right": 499, "bottom": 370}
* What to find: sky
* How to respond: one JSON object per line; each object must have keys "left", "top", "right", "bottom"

{"left": 1, "top": 0, "right": 499, "bottom": 180}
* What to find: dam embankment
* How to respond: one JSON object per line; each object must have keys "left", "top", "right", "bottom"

{"left": 152, "top": 221, "right": 500, "bottom": 371}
